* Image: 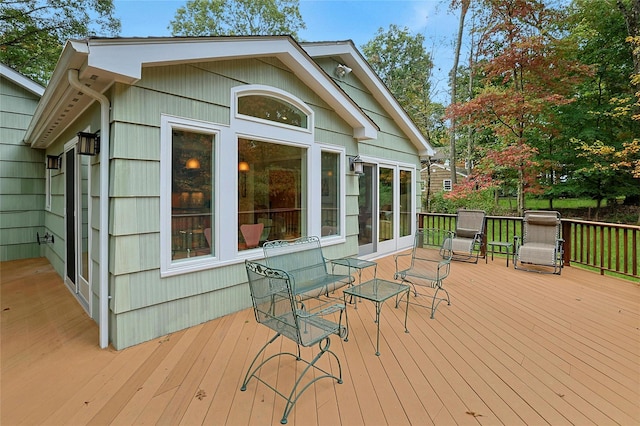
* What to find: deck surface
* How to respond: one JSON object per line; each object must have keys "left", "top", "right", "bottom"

{"left": 1, "top": 255, "right": 638, "bottom": 425}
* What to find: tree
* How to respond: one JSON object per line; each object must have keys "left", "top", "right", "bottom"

{"left": 448, "top": 0, "right": 471, "bottom": 184}
{"left": 169, "top": 0, "right": 305, "bottom": 38}
{"left": 446, "top": 0, "right": 589, "bottom": 215}
{"left": 361, "top": 25, "right": 438, "bottom": 142}
{"left": 0, "top": 0, "right": 120, "bottom": 84}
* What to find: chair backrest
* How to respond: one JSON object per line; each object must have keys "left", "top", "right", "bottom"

{"left": 522, "top": 211, "right": 561, "bottom": 245}
{"left": 204, "top": 228, "right": 212, "bottom": 247}
{"left": 455, "top": 209, "right": 486, "bottom": 238}
{"left": 409, "top": 228, "right": 454, "bottom": 278}
{"left": 240, "top": 223, "right": 264, "bottom": 248}
{"left": 263, "top": 236, "right": 328, "bottom": 285}
{"left": 244, "top": 260, "right": 301, "bottom": 343}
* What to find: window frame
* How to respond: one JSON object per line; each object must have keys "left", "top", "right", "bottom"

{"left": 443, "top": 179, "right": 453, "bottom": 191}
{"left": 316, "top": 145, "right": 346, "bottom": 241}
{"left": 160, "top": 114, "right": 222, "bottom": 277}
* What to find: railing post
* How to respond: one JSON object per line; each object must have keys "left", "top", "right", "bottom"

{"left": 561, "top": 219, "right": 571, "bottom": 267}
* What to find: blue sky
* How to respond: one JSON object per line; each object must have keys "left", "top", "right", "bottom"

{"left": 113, "top": 0, "right": 461, "bottom": 103}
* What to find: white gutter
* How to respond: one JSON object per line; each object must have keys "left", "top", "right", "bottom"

{"left": 68, "top": 69, "right": 110, "bottom": 349}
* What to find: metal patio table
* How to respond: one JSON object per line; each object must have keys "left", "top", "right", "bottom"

{"left": 343, "top": 278, "right": 410, "bottom": 356}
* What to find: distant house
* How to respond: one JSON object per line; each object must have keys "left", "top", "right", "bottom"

{"left": 15, "top": 36, "right": 433, "bottom": 349}
{"left": 421, "top": 147, "right": 467, "bottom": 199}
{"left": 0, "top": 65, "right": 45, "bottom": 261}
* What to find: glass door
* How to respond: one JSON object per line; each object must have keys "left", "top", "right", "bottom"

{"left": 358, "top": 164, "right": 376, "bottom": 255}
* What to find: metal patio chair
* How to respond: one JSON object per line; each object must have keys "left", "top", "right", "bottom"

{"left": 514, "top": 210, "right": 564, "bottom": 275}
{"left": 447, "top": 209, "right": 486, "bottom": 263}
{"left": 241, "top": 260, "right": 346, "bottom": 424}
{"left": 394, "top": 228, "right": 454, "bottom": 318}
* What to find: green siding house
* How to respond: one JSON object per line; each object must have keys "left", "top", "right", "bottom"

{"left": 0, "top": 65, "right": 45, "bottom": 261}
{"left": 18, "top": 36, "right": 433, "bottom": 349}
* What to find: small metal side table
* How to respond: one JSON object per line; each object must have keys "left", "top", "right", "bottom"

{"left": 343, "top": 279, "right": 410, "bottom": 356}
{"left": 331, "top": 257, "right": 377, "bottom": 286}
{"left": 486, "top": 241, "right": 514, "bottom": 267}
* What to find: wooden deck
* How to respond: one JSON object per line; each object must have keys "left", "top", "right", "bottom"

{"left": 2, "top": 255, "right": 639, "bottom": 425}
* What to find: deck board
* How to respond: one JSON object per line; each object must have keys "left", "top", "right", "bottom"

{"left": 1, "top": 256, "right": 639, "bottom": 425}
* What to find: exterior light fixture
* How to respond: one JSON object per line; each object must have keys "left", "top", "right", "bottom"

{"left": 77, "top": 131, "right": 100, "bottom": 156}
{"left": 37, "top": 232, "right": 54, "bottom": 244}
{"left": 349, "top": 155, "right": 364, "bottom": 176}
{"left": 336, "top": 64, "right": 352, "bottom": 78}
{"left": 46, "top": 154, "right": 62, "bottom": 170}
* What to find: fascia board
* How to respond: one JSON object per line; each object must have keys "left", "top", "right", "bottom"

{"left": 0, "top": 64, "right": 45, "bottom": 97}
{"left": 44, "top": 37, "right": 377, "bottom": 141}
{"left": 303, "top": 42, "right": 434, "bottom": 156}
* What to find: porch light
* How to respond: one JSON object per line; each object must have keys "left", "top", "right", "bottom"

{"left": 77, "top": 132, "right": 100, "bottom": 156}
{"left": 46, "top": 154, "right": 62, "bottom": 170}
{"left": 349, "top": 155, "right": 364, "bottom": 176}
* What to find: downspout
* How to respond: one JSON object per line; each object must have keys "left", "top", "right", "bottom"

{"left": 68, "top": 69, "right": 110, "bottom": 349}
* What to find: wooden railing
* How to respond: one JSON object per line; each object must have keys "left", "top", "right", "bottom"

{"left": 417, "top": 212, "right": 640, "bottom": 280}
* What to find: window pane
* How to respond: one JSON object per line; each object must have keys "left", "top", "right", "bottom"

{"left": 238, "top": 138, "right": 306, "bottom": 250}
{"left": 238, "top": 95, "right": 308, "bottom": 128}
{"left": 400, "top": 170, "right": 412, "bottom": 237}
{"left": 321, "top": 152, "right": 340, "bottom": 237}
{"left": 171, "top": 130, "right": 213, "bottom": 260}
{"left": 379, "top": 167, "right": 394, "bottom": 242}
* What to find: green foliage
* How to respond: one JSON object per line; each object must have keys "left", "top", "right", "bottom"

{"left": 429, "top": 188, "right": 498, "bottom": 214}
{"left": 170, "top": 0, "right": 305, "bottom": 38}
{"left": 0, "top": 0, "right": 121, "bottom": 84}
{"left": 361, "top": 25, "right": 439, "bottom": 141}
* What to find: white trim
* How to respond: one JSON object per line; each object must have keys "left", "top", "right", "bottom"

{"left": 302, "top": 41, "right": 433, "bottom": 157}
{"left": 45, "top": 169, "right": 52, "bottom": 211}
{"left": 314, "top": 144, "right": 347, "bottom": 244}
{"left": 0, "top": 64, "right": 44, "bottom": 97}
{"left": 233, "top": 85, "right": 314, "bottom": 133}
{"left": 160, "top": 114, "right": 223, "bottom": 277}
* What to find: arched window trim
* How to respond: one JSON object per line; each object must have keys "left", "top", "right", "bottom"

{"left": 232, "top": 85, "right": 313, "bottom": 133}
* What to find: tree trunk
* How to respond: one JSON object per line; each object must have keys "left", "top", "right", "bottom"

{"left": 449, "top": 0, "right": 470, "bottom": 184}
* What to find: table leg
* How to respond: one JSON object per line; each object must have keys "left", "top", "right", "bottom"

{"left": 375, "top": 301, "right": 382, "bottom": 356}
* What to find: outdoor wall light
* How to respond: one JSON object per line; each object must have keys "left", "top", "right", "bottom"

{"left": 77, "top": 131, "right": 100, "bottom": 156}
{"left": 46, "top": 154, "right": 62, "bottom": 170}
{"left": 349, "top": 155, "right": 364, "bottom": 176}
{"left": 335, "top": 64, "right": 352, "bottom": 78}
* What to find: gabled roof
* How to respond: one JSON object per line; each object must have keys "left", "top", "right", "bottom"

{"left": 24, "top": 36, "right": 380, "bottom": 149}
{"left": 0, "top": 64, "right": 45, "bottom": 97}
{"left": 302, "top": 41, "right": 433, "bottom": 157}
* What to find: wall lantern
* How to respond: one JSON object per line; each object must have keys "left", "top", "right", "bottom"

{"left": 349, "top": 155, "right": 364, "bottom": 176}
{"left": 46, "top": 154, "right": 62, "bottom": 170}
{"left": 77, "top": 131, "right": 100, "bottom": 156}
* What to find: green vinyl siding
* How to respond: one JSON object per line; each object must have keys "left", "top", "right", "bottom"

{"left": 0, "top": 75, "right": 44, "bottom": 261}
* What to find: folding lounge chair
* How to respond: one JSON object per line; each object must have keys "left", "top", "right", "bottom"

{"left": 242, "top": 260, "right": 346, "bottom": 424}
{"left": 394, "top": 228, "right": 454, "bottom": 318}
{"left": 514, "top": 210, "right": 564, "bottom": 275}
{"left": 447, "top": 209, "right": 486, "bottom": 263}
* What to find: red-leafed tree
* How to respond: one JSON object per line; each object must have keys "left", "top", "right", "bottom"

{"left": 446, "top": 0, "right": 590, "bottom": 214}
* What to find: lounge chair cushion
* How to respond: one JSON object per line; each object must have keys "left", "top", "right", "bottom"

{"left": 456, "top": 228, "right": 478, "bottom": 238}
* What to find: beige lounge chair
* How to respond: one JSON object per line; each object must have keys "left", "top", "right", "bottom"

{"left": 447, "top": 209, "right": 486, "bottom": 263}
{"left": 514, "top": 210, "right": 563, "bottom": 275}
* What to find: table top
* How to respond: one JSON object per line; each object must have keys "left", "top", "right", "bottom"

{"left": 332, "top": 257, "right": 377, "bottom": 269}
{"left": 343, "top": 278, "right": 409, "bottom": 303}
